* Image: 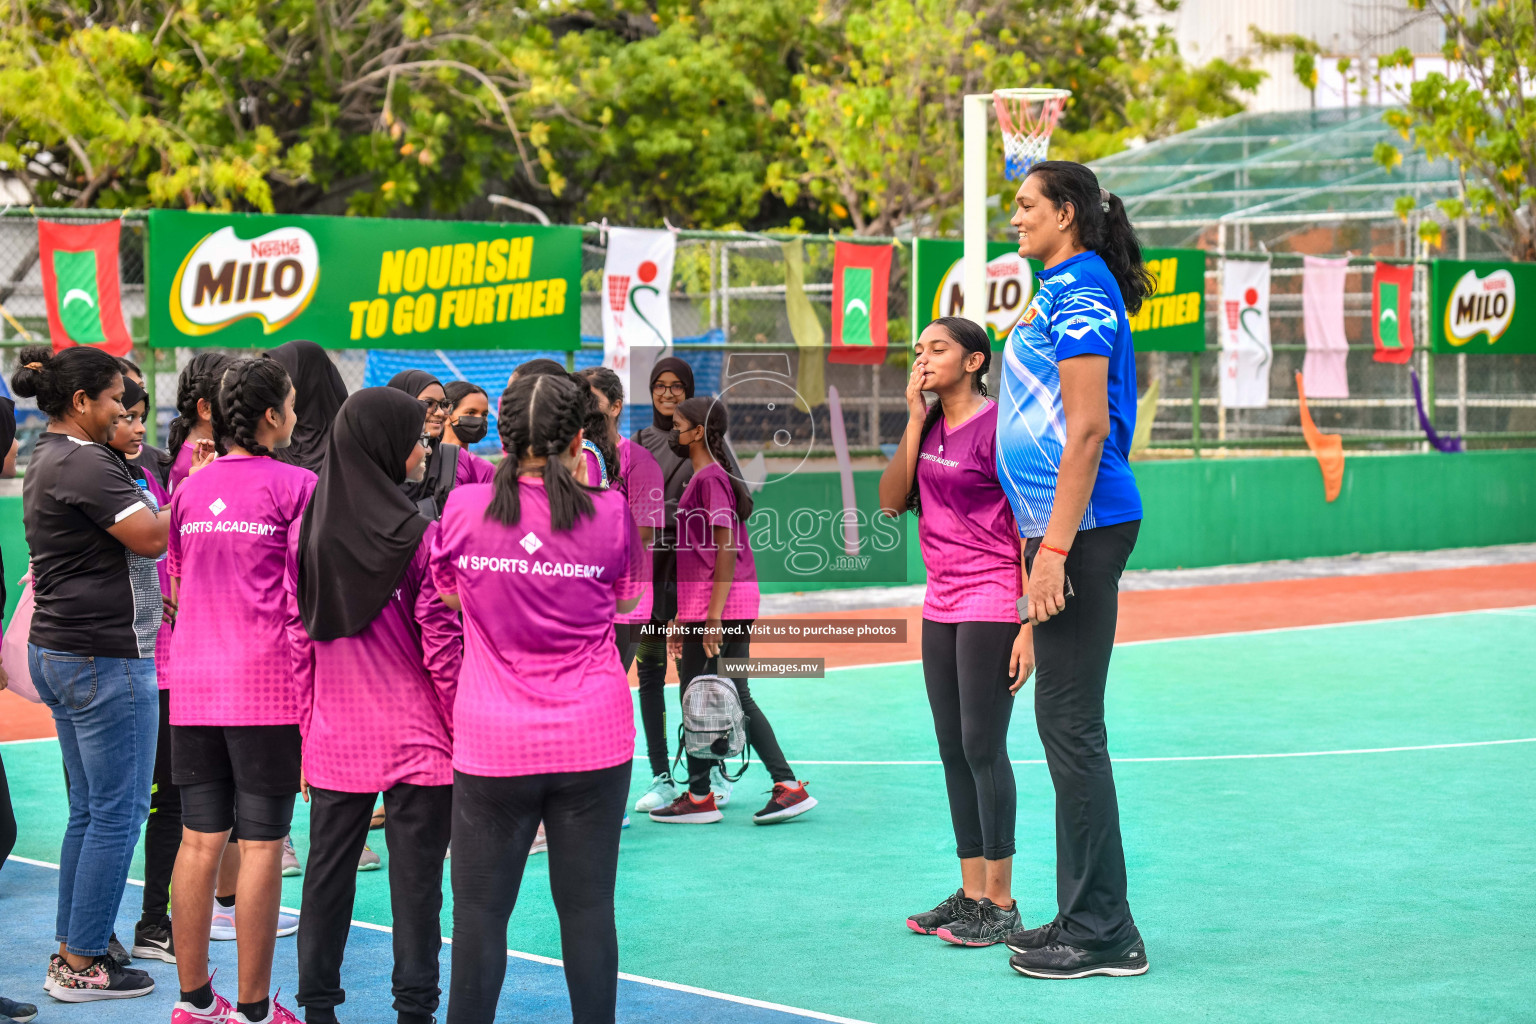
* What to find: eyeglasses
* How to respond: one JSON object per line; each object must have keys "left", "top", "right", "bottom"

{"left": 417, "top": 434, "right": 433, "bottom": 449}
{"left": 651, "top": 382, "right": 687, "bottom": 396}
{"left": 422, "top": 399, "right": 453, "bottom": 412}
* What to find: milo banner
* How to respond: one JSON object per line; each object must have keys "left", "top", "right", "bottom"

{"left": 911, "top": 238, "right": 1037, "bottom": 348}
{"left": 1430, "top": 259, "right": 1536, "bottom": 354}
{"left": 1127, "top": 248, "right": 1205, "bottom": 351}
{"left": 147, "top": 210, "right": 581, "bottom": 349}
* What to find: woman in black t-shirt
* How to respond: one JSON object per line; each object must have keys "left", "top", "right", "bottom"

{"left": 13, "top": 345, "right": 170, "bottom": 1001}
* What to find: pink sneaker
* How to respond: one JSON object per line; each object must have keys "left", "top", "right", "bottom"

{"left": 171, "top": 974, "right": 232, "bottom": 1023}
{"left": 229, "top": 992, "right": 299, "bottom": 1024}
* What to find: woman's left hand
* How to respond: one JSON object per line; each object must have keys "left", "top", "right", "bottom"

{"left": 1026, "top": 549, "right": 1069, "bottom": 625}
{"left": 1008, "top": 624, "right": 1035, "bottom": 694}
{"left": 703, "top": 617, "right": 724, "bottom": 658}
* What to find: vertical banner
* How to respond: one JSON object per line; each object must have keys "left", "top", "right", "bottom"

{"left": 38, "top": 219, "right": 134, "bottom": 356}
{"left": 602, "top": 227, "right": 675, "bottom": 401}
{"left": 1219, "top": 258, "right": 1272, "bottom": 409}
{"left": 1371, "top": 262, "right": 1414, "bottom": 364}
{"left": 1301, "top": 255, "right": 1350, "bottom": 398}
{"left": 781, "top": 240, "right": 827, "bottom": 412}
{"left": 830, "top": 241, "right": 892, "bottom": 365}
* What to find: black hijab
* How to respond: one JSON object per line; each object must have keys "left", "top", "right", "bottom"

{"left": 648, "top": 356, "right": 695, "bottom": 430}
{"left": 387, "top": 368, "right": 442, "bottom": 400}
{"left": 267, "top": 340, "right": 347, "bottom": 473}
{"left": 297, "top": 387, "right": 430, "bottom": 641}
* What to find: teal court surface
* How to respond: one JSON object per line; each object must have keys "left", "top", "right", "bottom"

{"left": 3, "top": 606, "right": 1535, "bottom": 1023}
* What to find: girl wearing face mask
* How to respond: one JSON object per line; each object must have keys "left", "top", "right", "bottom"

{"left": 440, "top": 382, "right": 497, "bottom": 487}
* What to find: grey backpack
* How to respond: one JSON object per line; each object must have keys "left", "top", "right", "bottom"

{"left": 676, "top": 661, "right": 750, "bottom": 781}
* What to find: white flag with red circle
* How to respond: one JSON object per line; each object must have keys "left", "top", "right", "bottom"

{"left": 1219, "top": 258, "right": 1272, "bottom": 409}
{"left": 602, "top": 228, "right": 675, "bottom": 386}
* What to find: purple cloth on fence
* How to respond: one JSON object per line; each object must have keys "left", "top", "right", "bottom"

{"left": 1410, "top": 369, "right": 1464, "bottom": 453}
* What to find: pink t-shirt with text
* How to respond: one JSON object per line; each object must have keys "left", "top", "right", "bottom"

{"left": 915, "top": 401, "right": 1021, "bottom": 622}
{"left": 615, "top": 437, "right": 663, "bottom": 625}
{"left": 291, "top": 524, "right": 463, "bottom": 792}
{"left": 675, "top": 461, "right": 759, "bottom": 622}
{"left": 166, "top": 454, "right": 316, "bottom": 725}
{"left": 431, "top": 479, "right": 644, "bottom": 777}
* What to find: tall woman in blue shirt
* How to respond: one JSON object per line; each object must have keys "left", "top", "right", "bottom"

{"left": 993, "top": 161, "right": 1154, "bottom": 980}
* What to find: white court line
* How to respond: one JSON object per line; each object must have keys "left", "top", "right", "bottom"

{"left": 4, "top": 855, "right": 877, "bottom": 1024}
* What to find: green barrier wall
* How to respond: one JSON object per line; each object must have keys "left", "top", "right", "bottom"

{"left": 2, "top": 450, "right": 1532, "bottom": 620}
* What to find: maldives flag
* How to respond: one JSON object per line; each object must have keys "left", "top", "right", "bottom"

{"left": 38, "top": 219, "right": 134, "bottom": 356}
{"left": 829, "top": 241, "right": 892, "bottom": 365}
{"left": 1371, "top": 261, "right": 1413, "bottom": 364}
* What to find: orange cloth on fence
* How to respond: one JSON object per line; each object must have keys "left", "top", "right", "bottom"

{"left": 1295, "top": 371, "right": 1344, "bottom": 502}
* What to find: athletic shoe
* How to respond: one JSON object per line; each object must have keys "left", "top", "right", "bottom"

{"left": 47, "top": 955, "right": 155, "bottom": 1001}
{"left": 275, "top": 910, "right": 299, "bottom": 938}
{"left": 709, "top": 766, "right": 733, "bottom": 807}
{"left": 0, "top": 995, "right": 38, "bottom": 1023}
{"left": 281, "top": 836, "right": 301, "bottom": 877}
{"left": 229, "top": 992, "right": 300, "bottom": 1024}
{"left": 621, "top": 815, "right": 631, "bottom": 829}
{"left": 1003, "top": 920, "right": 1061, "bottom": 954}
{"left": 357, "top": 845, "right": 381, "bottom": 871}
{"left": 937, "top": 897, "right": 1021, "bottom": 947}
{"left": 648, "top": 791, "right": 723, "bottom": 824}
{"left": 1009, "top": 936, "right": 1149, "bottom": 979}
{"left": 210, "top": 903, "right": 238, "bottom": 941}
{"left": 171, "top": 979, "right": 234, "bottom": 1024}
{"left": 132, "top": 918, "right": 177, "bottom": 963}
{"left": 108, "top": 933, "right": 132, "bottom": 967}
{"left": 633, "top": 773, "right": 680, "bottom": 813}
{"left": 370, "top": 804, "right": 386, "bottom": 830}
{"left": 529, "top": 823, "right": 548, "bottom": 855}
{"left": 752, "top": 781, "right": 817, "bottom": 824}
{"left": 906, "top": 888, "right": 980, "bottom": 935}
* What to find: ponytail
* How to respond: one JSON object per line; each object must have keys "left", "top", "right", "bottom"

{"left": 213, "top": 357, "right": 292, "bottom": 457}
{"left": 1025, "top": 160, "right": 1155, "bottom": 315}
{"left": 905, "top": 316, "right": 990, "bottom": 515}
{"left": 675, "top": 396, "right": 753, "bottom": 521}
{"left": 489, "top": 373, "right": 595, "bottom": 530}
{"left": 166, "top": 352, "right": 236, "bottom": 461}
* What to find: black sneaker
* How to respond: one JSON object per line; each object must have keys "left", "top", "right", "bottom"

{"left": 132, "top": 918, "right": 177, "bottom": 963}
{"left": 0, "top": 994, "right": 38, "bottom": 1023}
{"left": 1004, "top": 920, "right": 1061, "bottom": 953}
{"left": 107, "top": 934, "right": 132, "bottom": 967}
{"left": 1009, "top": 935, "right": 1149, "bottom": 979}
{"left": 905, "top": 889, "right": 979, "bottom": 935}
{"left": 48, "top": 955, "right": 156, "bottom": 1001}
{"left": 936, "top": 897, "right": 1021, "bottom": 947}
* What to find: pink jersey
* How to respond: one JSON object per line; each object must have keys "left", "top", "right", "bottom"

{"left": 166, "top": 454, "right": 317, "bottom": 726}
{"left": 431, "top": 478, "right": 644, "bottom": 777}
{"left": 454, "top": 448, "right": 497, "bottom": 488}
{"left": 291, "top": 524, "right": 463, "bottom": 792}
{"left": 169, "top": 442, "right": 194, "bottom": 493}
{"left": 615, "top": 438, "right": 663, "bottom": 625}
{"left": 141, "top": 470, "right": 174, "bottom": 689}
{"left": 674, "top": 461, "right": 759, "bottom": 622}
{"left": 915, "top": 401, "right": 1021, "bottom": 622}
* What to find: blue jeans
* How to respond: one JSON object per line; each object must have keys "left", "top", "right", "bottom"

{"left": 28, "top": 645, "right": 157, "bottom": 957}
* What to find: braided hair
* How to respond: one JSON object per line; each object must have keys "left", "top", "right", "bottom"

{"left": 907, "top": 316, "right": 991, "bottom": 515}
{"left": 674, "top": 396, "right": 753, "bottom": 520}
{"left": 166, "top": 352, "right": 236, "bottom": 461}
{"left": 489, "top": 372, "right": 595, "bottom": 530}
{"left": 213, "top": 357, "right": 293, "bottom": 458}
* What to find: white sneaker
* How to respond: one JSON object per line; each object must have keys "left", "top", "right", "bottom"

{"left": 633, "top": 773, "right": 680, "bottom": 812}
{"left": 210, "top": 903, "right": 298, "bottom": 941}
{"left": 280, "top": 836, "right": 301, "bottom": 877}
{"left": 529, "top": 822, "right": 548, "bottom": 856}
{"left": 710, "top": 766, "right": 733, "bottom": 807}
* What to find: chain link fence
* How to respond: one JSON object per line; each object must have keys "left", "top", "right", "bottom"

{"left": 1, "top": 209, "right": 1532, "bottom": 466}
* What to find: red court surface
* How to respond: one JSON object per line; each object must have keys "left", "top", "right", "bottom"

{"left": 6, "top": 560, "right": 1534, "bottom": 743}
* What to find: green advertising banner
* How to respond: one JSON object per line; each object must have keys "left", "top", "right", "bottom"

{"left": 911, "top": 239, "right": 1204, "bottom": 351}
{"left": 1127, "top": 248, "right": 1205, "bottom": 352}
{"left": 147, "top": 210, "right": 581, "bottom": 349}
{"left": 1430, "top": 258, "right": 1536, "bottom": 354}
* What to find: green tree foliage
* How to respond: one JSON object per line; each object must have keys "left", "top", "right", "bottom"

{"left": 1373, "top": 1, "right": 1536, "bottom": 259}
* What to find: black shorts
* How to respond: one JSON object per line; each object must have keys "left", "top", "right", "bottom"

{"left": 171, "top": 724, "right": 302, "bottom": 795}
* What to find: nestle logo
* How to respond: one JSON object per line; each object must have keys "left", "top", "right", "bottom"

{"left": 249, "top": 239, "right": 301, "bottom": 258}
{"left": 520, "top": 532, "right": 543, "bottom": 555}
{"left": 208, "top": 498, "right": 227, "bottom": 516}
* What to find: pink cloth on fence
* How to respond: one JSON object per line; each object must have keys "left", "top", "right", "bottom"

{"left": 1302, "top": 255, "right": 1351, "bottom": 399}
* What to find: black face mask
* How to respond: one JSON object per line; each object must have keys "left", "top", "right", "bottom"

{"left": 668, "top": 428, "right": 692, "bottom": 460}
{"left": 453, "top": 415, "right": 488, "bottom": 445}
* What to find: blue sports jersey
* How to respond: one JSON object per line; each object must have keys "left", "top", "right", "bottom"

{"left": 995, "top": 249, "right": 1142, "bottom": 538}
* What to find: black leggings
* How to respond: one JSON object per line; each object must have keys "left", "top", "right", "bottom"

{"left": 448, "top": 762, "right": 632, "bottom": 1024}
{"left": 621, "top": 622, "right": 673, "bottom": 779}
{"left": 141, "top": 689, "right": 182, "bottom": 927}
{"left": 921, "top": 619, "right": 1019, "bottom": 860}
{"left": 1026, "top": 519, "right": 1140, "bottom": 951}
{"left": 678, "top": 621, "right": 795, "bottom": 794}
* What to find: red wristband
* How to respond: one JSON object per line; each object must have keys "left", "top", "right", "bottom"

{"left": 1039, "top": 543, "right": 1070, "bottom": 558}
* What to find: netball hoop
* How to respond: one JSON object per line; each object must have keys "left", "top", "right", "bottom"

{"left": 992, "top": 87, "right": 1071, "bottom": 179}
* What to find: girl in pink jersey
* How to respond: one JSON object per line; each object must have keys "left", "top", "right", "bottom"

{"left": 648, "top": 397, "right": 816, "bottom": 826}
{"left": 167, "top": 356, "right": 313, "bottom": 1024}
{"left": 441, "top": 381, "right": 498, "bottom": 486}
{"left": 431, "top": 372, "right": 643, "bottom": 1024}
{"left": 877, "top": 317, "right": 1030, "bottom": 949}
{"left": 292, "top": 387, "right": 462, "bottom": 1024}
{"left": 165, "top": 352, "right": 238, "bottom": 492}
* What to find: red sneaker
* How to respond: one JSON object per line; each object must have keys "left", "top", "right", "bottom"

{"left": 752, "top": 782, "right": 817, "bottom": 824}
{"left": 648, "top": 791, "right": 724, "bottom": 824}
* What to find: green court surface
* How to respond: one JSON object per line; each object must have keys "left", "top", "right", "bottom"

{"left": 6, "top": 607, "right": 1535, "bottom": 1023}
